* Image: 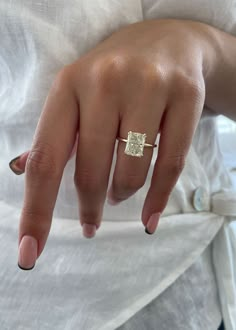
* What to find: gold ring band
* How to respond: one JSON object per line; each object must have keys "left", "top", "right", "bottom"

{"left": 117, "top": 137, "right": 157, "bottom": 148}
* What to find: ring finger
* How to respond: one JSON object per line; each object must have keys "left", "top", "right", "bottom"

{"left": 107, "top": 92, "right": 166, "bottom": 204}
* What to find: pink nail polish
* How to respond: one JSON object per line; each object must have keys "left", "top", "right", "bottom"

{"left": 106, "top": 189, "right": 121, "bottom": 205}
{"left": 145, "top": 212, "right": 161, "bottom": 235}
{"left": 18, "top": 235, "right": 38, "bottom": 270}
{"left": 107, "top": 198, "right": 120, "bottom": 206}
{"left": 82, "top": 223, "right": 97, "bottom": 238}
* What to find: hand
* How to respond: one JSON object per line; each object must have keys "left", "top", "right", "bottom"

{"left": 12, "top": 19, "right": 211, "bottom": 270}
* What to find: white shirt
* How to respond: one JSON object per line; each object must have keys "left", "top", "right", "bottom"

{"left": 0, "top": 1, "right": 236, "bottom": 329}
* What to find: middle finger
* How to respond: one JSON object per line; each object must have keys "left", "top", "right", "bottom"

{"left": 74, "top": 89, "right": 119, "bottom": 237}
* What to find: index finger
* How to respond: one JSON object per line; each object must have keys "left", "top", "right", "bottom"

{"left": 18, "top": 67, "right": 79, "bottom": 270}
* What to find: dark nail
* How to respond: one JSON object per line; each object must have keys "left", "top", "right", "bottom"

{"left": 18, "top": 262, "right": 35, "bottom": 271}
{"left": 9, "top": 156, "right": 24, "bottom": 175}
{"left": 145, "top": 227, "right": 153, "bottom": 235}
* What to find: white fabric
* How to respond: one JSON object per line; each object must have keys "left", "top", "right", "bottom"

{"left": 212, "top": 191, "right": 236, "bottom": 217}
{"left": 0, "top": 1, "right": 236, "bottom": 329}
{"left": 217, "top": 116, "right": 236, "bottom": 171}
{"left": 213, "top": 218, "right": 236, "bottom": 330}
{"left": 0, "top": 202, "right": 223, "bottom": 330}
{"left": 117, "top": 244, "right": 222, "bottom": 330}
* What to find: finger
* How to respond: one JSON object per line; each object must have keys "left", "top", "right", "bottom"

{"left": 74, "top": 92, "right": 119, "bottom": 237}
{"left": 9, "top": 133, "right": 79, "bottom": 175}
{"left": 106, "top": 64, "right": 167, "bottom": 205}
{"left": 141, "top": 81, "right": 205, "bottom": 234}
{"left": 107, "top": 99, "right": 164, "bottom": 204}
{"left": 18, "top": 67, "right": 79, "bottom": 270}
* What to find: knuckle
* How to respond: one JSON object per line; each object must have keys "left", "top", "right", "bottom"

{"left": 185, "top": 80, "right": 203, "bottom": 100}
{"left": 87, "top": 53, "right": 129, "bottom": 91}
{"left": 22, "top": 206, "right": 49, "bottom": 220}
{"left": 114, "top": 172, "right": 145, "bottom": 196}
{"left": 161, "top": 154, "right": 186, "bottom": 178}
{"left": 74, "top": 169, "right": 104, "bottom": 194}
{"left": 51, "top": 66, "right": 73, "bottom": 93}
{"left": 21, "top": 206, "right": 50, "bottom": 232}
{"left": 26, "top": 143, "right": 60, "bottom": 179}
{"left": 80, "top": 209, "right": 101, "bottom": 225}
{"left": 142, "top": 64, "right": 166, "bottom": 90}
{"left": 102, "top": 53, "right": 129, "bottom": 77}
{"left": 85, "top": 54, "right": 167, "bottom": 95}
{"left": 106, "top": 53, "right": 129, "bottom": 74}
{"left": 174, "top": 70, "right": 204, "bottom": 100}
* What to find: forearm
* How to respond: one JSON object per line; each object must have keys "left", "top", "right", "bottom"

{"left": 202, "top": 24, "right": 236, "bottom": 121}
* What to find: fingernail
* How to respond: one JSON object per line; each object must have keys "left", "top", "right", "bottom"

{"left": 107, "top": 189, "right": 121, "bottom": 206}
{"left": 18, "top": 235, "right": 38, "bottom": 270}
{"left": 82, "top": 223, "right": 97, "bottom": 238}
{"left": 107, "top": 198, "right": 120, "bottom": 206}
{"left": 9, "top": 155, "right": 24, "bottom": 175}
{"left": 145, "top": 212, "right": 161, "bottom": 235}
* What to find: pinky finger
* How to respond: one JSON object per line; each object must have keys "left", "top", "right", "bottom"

{"left": 141, "top": 89, "right": 204, "bottom": 234}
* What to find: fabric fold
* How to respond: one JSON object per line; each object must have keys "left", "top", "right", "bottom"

{"left": 0, "top": 200, "right": 224, "bottom": 330}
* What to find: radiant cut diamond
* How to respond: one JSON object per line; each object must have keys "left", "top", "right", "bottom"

{"left": 124, "top": 131, "right": 147, "bottom": 157}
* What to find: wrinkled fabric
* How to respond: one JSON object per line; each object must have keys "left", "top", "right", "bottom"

{"left": 213, "top": 218, "right": 236, "bottom": 330}
{"left": 0, "top": 1, "right": 236, "bottom": 329}
{"left": 0, "top": 201, "right": 224, "bottom": 330}
{"left": 117, "top": 245, "right": 222, "bottom": 330}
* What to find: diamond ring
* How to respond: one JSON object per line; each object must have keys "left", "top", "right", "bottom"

{"left": 117, "top": 131, "right": 157, "bottom": 157}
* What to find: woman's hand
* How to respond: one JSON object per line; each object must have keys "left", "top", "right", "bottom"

{"left": 12, "top": 19, "right": 212, "bottom": 270}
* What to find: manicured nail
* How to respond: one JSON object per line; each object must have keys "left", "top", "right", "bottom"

{"left": 9, "top": 155, "right": 24, "bottom": 175}
{"left": 145, "top": 212, "right": 161, "bottom": 235}
{"left": 82, "top": 223, "right": 97, "bottom": 238}
{"left": 106, "top": 189, "right": 121, "bottom": 205}
{"left": 18, "top": 235, "right": 38, "bottom": 270}
{"left": 107, "top": 197, "right": 120, "bottom": 206}
{"left": 18, "top": 262, "right": 35, "bottom": 271}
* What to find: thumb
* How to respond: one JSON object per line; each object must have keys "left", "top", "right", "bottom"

{"left": 9, "top": 133, "right": 79, "bottom": 175}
